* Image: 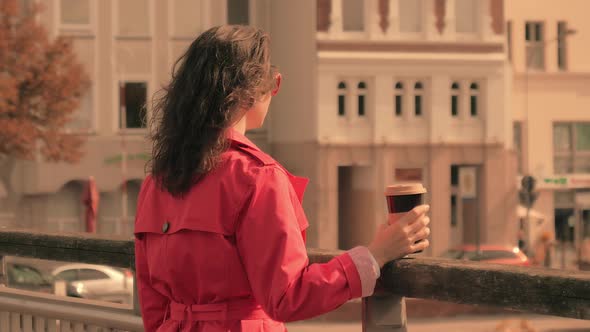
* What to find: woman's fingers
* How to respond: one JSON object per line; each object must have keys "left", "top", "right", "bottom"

{"left": 407, "top": 215, "right": 430, "bottom": 235}
{"left": 399, "top": 205, "right": 430, "bottom": 226}
{"left": 411, "top": 226, "right": 431, "bottom": 243}
{"left": 410, "top": 239, "right": 430, "bottom": 253}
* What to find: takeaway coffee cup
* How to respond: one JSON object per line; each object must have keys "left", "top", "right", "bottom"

{"left": 385, "top": 183, "right": 427, "bottom": 253}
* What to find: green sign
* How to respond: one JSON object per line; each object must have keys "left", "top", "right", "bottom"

{"left": 542, "top": 177, "right": 568, "bottom": 185}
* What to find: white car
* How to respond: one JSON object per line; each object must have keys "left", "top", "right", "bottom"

{"left": 52, "top": 264, "right": 134, "bottom": 304}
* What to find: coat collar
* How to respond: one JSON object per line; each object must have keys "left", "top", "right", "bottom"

{"left": 228, "top": 128, "right": 258, "bottom": 150}
{"left": 227, "top": 128, "right": 310, "bottom": 204}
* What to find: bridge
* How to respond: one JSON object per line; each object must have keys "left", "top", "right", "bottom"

{"left": 0, "top": 229, "right": 587, "bottom": 331}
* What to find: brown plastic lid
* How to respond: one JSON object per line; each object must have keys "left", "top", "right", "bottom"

{"left": 385, "top": 183, "right": 427, "bottom": 196}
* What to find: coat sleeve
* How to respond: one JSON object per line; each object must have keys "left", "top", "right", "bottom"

{"left": 236, "top": 166, "right": 379, "bottom": 322}
{"left": 134, "top": 178, "right": 169, "bottom": 332}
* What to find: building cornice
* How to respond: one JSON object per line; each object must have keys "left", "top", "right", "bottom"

{"left": 317, "top": 40, "right": 504, "bottom": 54}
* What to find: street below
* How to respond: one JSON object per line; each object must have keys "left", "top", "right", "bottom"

{"left": 286, "top": 315, "right": 590, "bottom": 332}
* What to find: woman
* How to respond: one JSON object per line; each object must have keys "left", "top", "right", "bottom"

{"left": 135, "top": 25, "right": 431, "bottom": 332}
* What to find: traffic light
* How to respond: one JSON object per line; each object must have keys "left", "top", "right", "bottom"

{"left": 519, "top": 175, "right": 538, "bottom": 208}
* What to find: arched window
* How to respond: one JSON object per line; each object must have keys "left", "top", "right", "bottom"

{"left": 414, "top": 82, "right": 423, "bottom": 116}
{"left": 395, "top": 82, "right": 404, "bottom": 117}
{"left": 451, "top": 82, "right": 460, "bottom": 117}
{"left": 357, "top": 81, "right": 367, "bottom": 116}
{"left": 338, "top": 81, "right": 347, "bottom": 116}
{"left": 470, "top": 82, "right": 479, "bottom": 117}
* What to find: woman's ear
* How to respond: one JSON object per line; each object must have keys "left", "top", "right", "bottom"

{"left": 271, "top": 73, "right": 282, "bottom": 97}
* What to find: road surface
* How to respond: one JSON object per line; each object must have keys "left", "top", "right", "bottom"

{"left": 286, "top": 315, "right": 590, "bottom": 332}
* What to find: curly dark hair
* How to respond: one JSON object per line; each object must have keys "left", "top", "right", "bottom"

{"left": 148, "top": 25, "right": 277, "bottom": 197}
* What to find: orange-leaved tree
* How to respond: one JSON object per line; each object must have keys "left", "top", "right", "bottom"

{"left": 0, "top": 0, "right": 90, "bottom": 163}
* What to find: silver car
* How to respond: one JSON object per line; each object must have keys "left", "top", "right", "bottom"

{"left": 51, "top": 264, "right": 134, "bottom": 304}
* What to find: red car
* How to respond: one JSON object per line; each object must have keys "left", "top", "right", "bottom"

{"left": 441, "top": 245, "right": 531, "bottom": 266}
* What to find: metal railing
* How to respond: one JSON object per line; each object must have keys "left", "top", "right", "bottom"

{"left": 0, "top": 229, "right": 588, "bottom": 331}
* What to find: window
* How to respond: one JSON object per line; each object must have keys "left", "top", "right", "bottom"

{"left": 120, "top": 82, "right": 147, "bottom": 129}
{"left": 60, "top": 0, "right": 90, "bottom": 25}
{"left": 575, "top": 124, "right": 590, "bottom": 172}
{"left": 342, "top": 0, "right": 364, "bottom": 32}
{"left": 451, "top": 195, "right": 457, "bottom": 227}
{"left": 67, "top": 90, "right": 93, "bottom": 131}
{"left": 557, "top": 21, "right": 568, "bottom": 70}
{"left": 576, "top": 124, "right": 590, "bottom": 151}
{"left": 553, "top": 123, "right": 590, "bottom": 174}
{"left": 554, "top": 124, "right": 573, "bottom": 151}
{"left": 451, "top": 82, "right": 460, "bottom": 117}
{"left": 514, "top": 122, "right": 523, "bottom": 174}
{"left": 357, "top": 81, "right": 366, "bottom": 116}
{"left": 78, "top": 269, "right": 110, "bottom": 281}
{"left": 469, "top": 83, "right": 478, "bottom": 117}
{"left": 55, "top": 270, "right": 78, "bottom": 282}
{"left": 399, "top": 0, "right": 423, "bottom": 33}
{"left": 555, "top": 207, "right": 575, "bottom": 242}
{"left": 455, "top": 0, "right": 478, "bottom": 33}
{"left": 394, "top": 82, "right": 404, "bottom": 117}
{"left": 227, "top": 0, "right": 249, "bottom": 25}
{"left": 507, "top": 21, "right": 513, "bottom": 62}
{"left": 338, "top": 82, "right": 347, "bottom": 117}
{"left": 525, "top": 22, "right": 544, "bottom": 70}
{"left": 117, "top": 0, "right": 150, "bottom": 37}
{"left": 451, "top": 165, "right": 459, "bottom": 186}
{"left": 7, "top": 265, "right": 45, "bottom": 286}
{"left": 414, "top": 82, "right": 423, "bottom": 116}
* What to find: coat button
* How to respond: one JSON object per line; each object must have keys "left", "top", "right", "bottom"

{"left": 162, "top": 221, "right": 170, "bottom": 233}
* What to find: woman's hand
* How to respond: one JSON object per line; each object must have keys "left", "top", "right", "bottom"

{"left": 367, "top": 205, "right": 431, "bottom": 268}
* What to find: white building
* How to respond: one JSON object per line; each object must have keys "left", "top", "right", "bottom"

{"left": 507, "top": 0, "right": 590, "bottom": 253}
{"left": 268, "top": 0, "right": 516, "bottom": 255}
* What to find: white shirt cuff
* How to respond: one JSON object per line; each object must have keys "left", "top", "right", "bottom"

{"left": 346, "top": 246, "right": 381, "bottom": 297}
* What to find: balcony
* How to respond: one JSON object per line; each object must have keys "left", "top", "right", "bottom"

{"left": 0, "top": 229, "right": 587, "bottom": 331}
{"left": 316, "top": 0, "right": 505, "bottom": 44}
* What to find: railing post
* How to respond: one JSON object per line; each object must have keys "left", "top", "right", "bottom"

{"left": 132, "top": 268, "right": 141, "bottom": 317}
{"left": 0, "top": 255, "right": 6, "bottom": 287}
{"left": 362, "top": 295, "right": 407, "bottom": 331}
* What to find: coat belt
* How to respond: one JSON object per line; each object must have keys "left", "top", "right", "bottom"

{"left": 169, "top": 298, "right": 269, "bottom": 322}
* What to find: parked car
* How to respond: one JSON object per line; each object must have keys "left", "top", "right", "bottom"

{"left": 440, "top": 245, "right": 531, "bottom": 266}
{"left": 6, "top": 263, "right": 54, "bottom": 293}
{"left": 51, "top": 264, "right": 134, "bottom": 304}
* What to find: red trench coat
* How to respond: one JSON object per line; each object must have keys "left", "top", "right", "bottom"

{"left": 134, "top": 129, "right": 378, "bottom": 331}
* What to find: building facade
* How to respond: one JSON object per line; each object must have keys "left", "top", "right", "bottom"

{"left": 1, "top": 0, "right": 517, "bottom": 257}
{"left": 268, "top": 0, "right": 516, "bottom": 256}
{"left": 0, "top": 0, "right": 261, "bottom": 234}
{"left": 507, "top": 0, "right": 590, "bottom": 252}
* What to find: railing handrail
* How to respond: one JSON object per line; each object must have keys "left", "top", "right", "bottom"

{"left": 0, "top": 229, "right": 589, "bottom": 321}
{"left": 0, "top": 286, "right": 143, "bottom": 331}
